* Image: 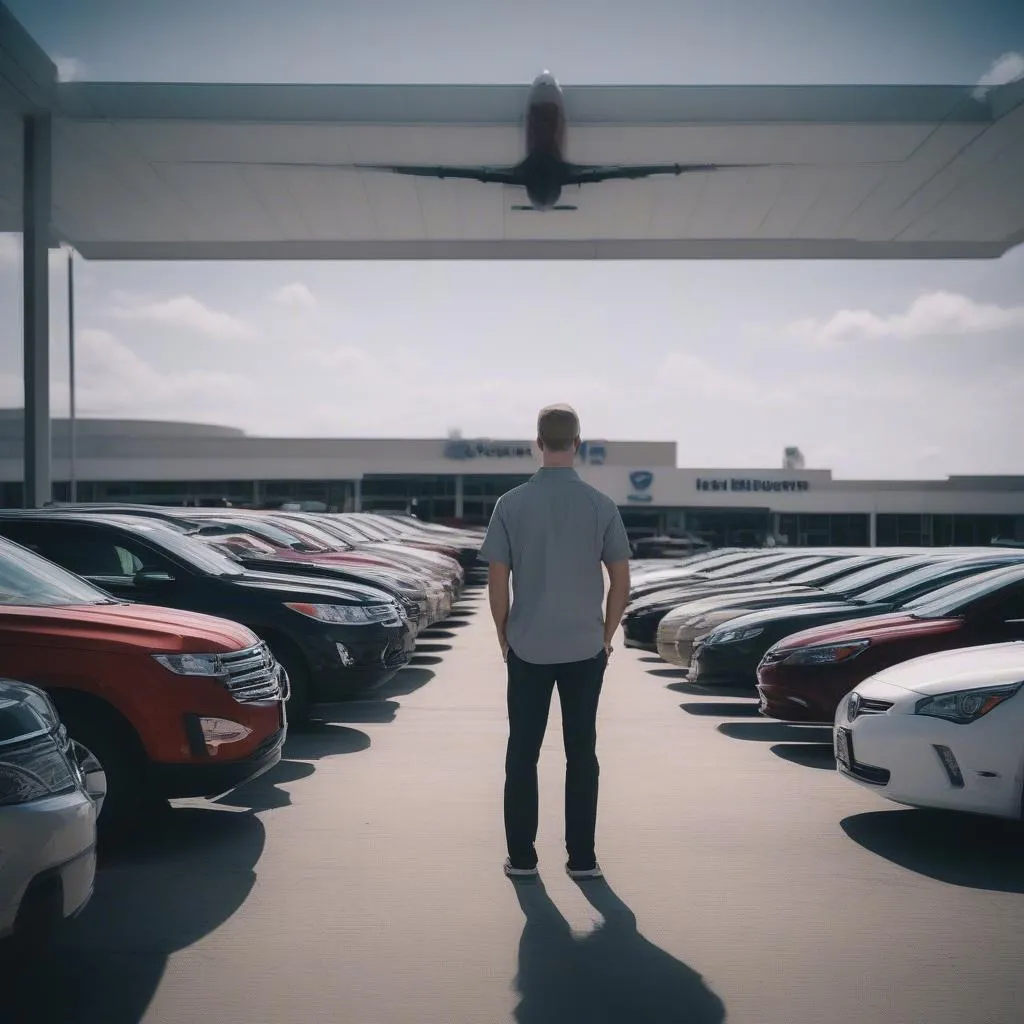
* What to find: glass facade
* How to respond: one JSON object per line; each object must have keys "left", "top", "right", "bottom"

{"left": 462, "top": 475, "right": 532, "bottom": 525}
{"left": 877, "top": 513, "right": 1024, "bottom": 546}
{"left": 361, "top": 475, "right": 459, "bottom": 522}
{"left": 776, "top": 513, "right": 870, "bottom": 547}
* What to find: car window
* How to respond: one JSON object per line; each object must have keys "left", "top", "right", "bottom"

{"left": 820, "top": 557, "right": 932, "bottom": 595}
{"left": 0, "top": 530, "right": 117, "bottom": 606}
{"left": 785, "top": 557, "right": 875, "bottom": 585}
{"left": 904, "top": 566, "right": 1024, "bottom": 617}
{"left": 857, "top": 561, "right": 1014, "bottom": 604}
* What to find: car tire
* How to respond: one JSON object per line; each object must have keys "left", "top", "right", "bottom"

{"left": 48, "top": 693, "right": 147, "bottom": 829}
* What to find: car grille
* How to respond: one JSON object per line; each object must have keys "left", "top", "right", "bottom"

{"left": 220, "top": 643, "right": 284, "bottom": 703}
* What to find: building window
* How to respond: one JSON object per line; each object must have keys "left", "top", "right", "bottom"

{"left": 777, "top": 514, "right": 869, "bottom": 547}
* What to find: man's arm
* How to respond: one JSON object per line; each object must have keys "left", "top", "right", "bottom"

{"left": 478, "top": 500, "right": 513, "bottom": 660}
{"left": 488, "top": 561, "right": 512, "bottom": 660}
{"left": 603, "top": 560, "right": 631, "bottom": 655}
{"left": 600, "top": 506, "right": 634, "bottom": 657}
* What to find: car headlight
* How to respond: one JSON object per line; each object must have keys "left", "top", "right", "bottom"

{"left": 0, "top": 734, "right": 78, "bottom": 807}
{"left": 915, "top": 683, "right": 1022, "bottom": 725}
{"left": 285, "top": 602, "right": 403, "bottom": 626}
{"left": 707, "top": 625, "right": 764, "bottom": 646}
{"left": 781, "top": 639, "right": 870, "bottom": 666}
{"left": 153, "top": 653, "right": 226, "bottom": 676}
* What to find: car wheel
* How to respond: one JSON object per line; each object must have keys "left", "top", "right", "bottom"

{"left": 48, "top": 694, "right": 147, "bottom": 830}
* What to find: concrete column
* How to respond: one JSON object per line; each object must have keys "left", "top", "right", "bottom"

{"left": 868, "top": 512, "right": 877, "bottom": 548}
{"left": 454, "top": 474, "right": 464, "bottom": 521}
{"left": 353, "top": 478, "right": 362, "bottom": 512}
{"left": 22, "top": 113, "right": 52, "bottom": 508}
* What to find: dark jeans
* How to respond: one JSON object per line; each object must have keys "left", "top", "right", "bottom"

{"left": 505, "top": 647, "right": 608, "bottom": 870}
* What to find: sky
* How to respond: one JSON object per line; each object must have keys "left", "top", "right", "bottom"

{"left": 1, "top": 0, "right": 1023, "bottom": 480}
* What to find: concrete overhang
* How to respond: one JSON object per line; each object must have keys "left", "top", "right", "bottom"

{"left": 0, "top": 2, "right": 1022, "bottom": 261}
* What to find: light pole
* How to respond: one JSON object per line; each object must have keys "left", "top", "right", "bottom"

{"left": 66, "top": 245, "right": 76, "bottom": 502}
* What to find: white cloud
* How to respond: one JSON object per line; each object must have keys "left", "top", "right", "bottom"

{"left": 785, "top": 291, "right": 1024, "bottom": 346}
{"left": 300, "top": 346, "right": 373, "bottom": 371}
{"left": 272, "top": 282, "right": 317, "bottom": 311}
{"left": 53, "top": 56, "right": 86, "bottom": 82}
{"left": 973, "top": 52, "right": 1024, "bottom": 100}
{"left": 109, "top": 294, "right": 253, "bottom": 341}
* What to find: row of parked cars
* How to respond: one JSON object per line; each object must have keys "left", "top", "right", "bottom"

{"left": 624, "top": 545, "right": 1024, "bottom": 820}
{"left": 0, "top": 505, "right": 482, "bottom": 947}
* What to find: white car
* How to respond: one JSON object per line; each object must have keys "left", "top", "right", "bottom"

{"left": 834, "top": 642, "right": 1024, "bottom": 820}
{"left": 0, "top": 679, "right": 106, "bottom": 943}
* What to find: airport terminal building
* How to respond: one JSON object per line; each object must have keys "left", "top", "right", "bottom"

{"left": 0, "top": 413, "right": 1021, "bottom": 549}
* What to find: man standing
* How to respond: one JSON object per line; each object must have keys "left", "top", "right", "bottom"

{"left": 479, "top": 405, "right": 632, "bottom": 880}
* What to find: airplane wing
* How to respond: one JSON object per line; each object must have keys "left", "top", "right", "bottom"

{"left": 354, "top": 164, "right": 524, "bottom": 184}
{"left": 562, "top": 162, "right": 775, "bottom": 184}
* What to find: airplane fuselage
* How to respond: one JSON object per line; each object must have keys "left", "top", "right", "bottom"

{"left": 521, "top": 72, "right": 568, "bottom": 209}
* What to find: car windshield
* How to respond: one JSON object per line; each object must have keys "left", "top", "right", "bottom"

{"left": 273, "top": 518, "right": 349, "bottom": 551}
{"left": 0, "top": 537, "right": 116, "bottom": 606}
{"left": 344, "top": 516, "right": 396, "bottom": 542}
{"left": 786, "top": 556, "right": 881, "bottom": 585}
{"left": 820, "top": 557, "right": 932, "bottom": 595}
{"left": 223, "top": 518, "right": 328, "bottom": 551}
{"left": 901, "top": 565, "right": 1024, "bottom": 618}
{"left": 857, "top": 560, "right": 1017, "bottom": 604}
{"left": 107, "top": 520, "right": 246, "bottom": 576}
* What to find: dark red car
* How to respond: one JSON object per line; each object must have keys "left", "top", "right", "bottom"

{"left": 756, "top": 564, "right": 1024, "bottom": 723}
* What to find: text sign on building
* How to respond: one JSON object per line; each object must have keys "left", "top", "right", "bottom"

{"left": 696, "top": 477, "right": 810, "bottom": 494}
{"left": 443, "top": 438, "right": 607, "bottom": 463}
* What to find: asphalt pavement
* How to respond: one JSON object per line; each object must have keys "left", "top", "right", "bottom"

{"left": 12, "top": 586, "right": 1024, "bottom": 1023}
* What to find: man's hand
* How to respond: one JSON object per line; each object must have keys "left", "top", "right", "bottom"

{"left": 500, "top": 637, "right": 510, "bottom": 662}
{"left": 604, "top": 641, "right": 613, "bottom": 661}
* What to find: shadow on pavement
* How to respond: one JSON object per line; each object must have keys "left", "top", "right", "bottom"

{"left": 379, "top": 666, "right": 436, "bottom": 699}
{"left": 318, "top": 700, "right": 400, "bottom": 724}
{"left": 646, "top": 668, "right": 686, "bottom": 679}
{"left": 717, "top": 722, "right": 833, "bottom": 744}
{"left": 680, "top": 702, "right": 760, "bottom": 717}
{"left": 414, "top": 642, "right": 453, "bottom": 653}
{"left": 3, "top": 806, "right": 265, "bottom": 1024}
{"left": 286, "top": 722, "right": 374, "bottom": 758}
{"left": 841, "top": 809, "right": 1024, "bottom": 892}
{"left": 638, "top": 655, "right": 664, "bottom": 664}
{"left": 410, "top": 654, "right": 444, "bottom": 666}
{"left": 512, "top": 878, "right": 725, "bottom": 1024}
{"left": 666, "top": 681, "right": 751, "bottom": 699}
{"left": 418, "top": 628, "right": 456, "bottom": 640}
{"left": 215, "top": 757, "right": 317, "bottom": 810}
{"left": 770, "top": 742, "right": 836, "bottom": 770}
{"left": 441, "top": 617, "right": 473, "bottom": 628}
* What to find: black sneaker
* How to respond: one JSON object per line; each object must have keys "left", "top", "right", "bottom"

{"left": 504, "top": 858, "right": 539, "bottom": 878}
{"left": 566, "top": 862, "right": 603, "bottom": 880}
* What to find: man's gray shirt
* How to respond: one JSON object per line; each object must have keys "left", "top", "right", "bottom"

{"left": 479, "top": 467, "right": 633, "bottom": 665}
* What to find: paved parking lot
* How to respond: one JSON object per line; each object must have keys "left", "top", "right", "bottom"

{"left": 12, "top": 587, "right": 1024, "bottom": 1023}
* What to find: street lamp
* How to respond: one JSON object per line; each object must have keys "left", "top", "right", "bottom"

{"left": 64, "top": 244, "right": 76, "bottom": 502}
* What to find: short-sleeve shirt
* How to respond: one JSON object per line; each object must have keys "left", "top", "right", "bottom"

{"left": 478, "top": 467, "right": 633, "bottom": 664}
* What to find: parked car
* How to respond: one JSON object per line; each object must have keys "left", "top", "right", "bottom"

{"left": 622, "top": 553, "right": 846, "bottom": 649}
{"left": 0, "top": 679, "right": 105, "bottom": 945}
{"left": 684, "top": 553, "right": 1024, "bottom": 685}
{"left": 0, "top": 513, "right": 415, "bottom": 725}
{"left": 755, "top": 563, "right": 1024, "bottom": 723}
{"left": 834, "top": 642, "right": 1024, "bottom": 820}
{"left": 0, "top": 533, "right": 287, "bottom": 824}
{"left": 653, "top": 552, "right": 908, "bottom": 665}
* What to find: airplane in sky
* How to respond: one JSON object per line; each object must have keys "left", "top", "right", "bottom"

{"left": 355, "top": 71, "right": 770, "bottom": 211}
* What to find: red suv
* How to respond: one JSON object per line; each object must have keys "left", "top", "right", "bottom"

{"left": 0, "top": 537, "right": 286, "bottom": 826}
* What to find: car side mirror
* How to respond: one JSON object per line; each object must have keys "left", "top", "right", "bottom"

{"left": 71, "top": 740, "right": 107, "bottom": 816}
{"left": 135, "top": 569, "right": 175, "bottom": 585}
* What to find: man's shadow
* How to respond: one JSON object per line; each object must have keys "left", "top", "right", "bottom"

{"left": 512, "top": 878, "right": 725, "bottom": 1024}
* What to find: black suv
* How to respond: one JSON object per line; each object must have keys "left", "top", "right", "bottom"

{"left": 0, "top": 513, "right": 416, "bottom": 724}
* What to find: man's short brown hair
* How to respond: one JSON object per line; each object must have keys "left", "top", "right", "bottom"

{"left": 537, "top": 404, "right": 580, "bottom": 451}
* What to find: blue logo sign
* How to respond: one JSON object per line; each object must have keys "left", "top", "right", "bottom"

{"left": 627, "top": 470, "right": 654, "bottom": 503}
{"left": 443, "top": 439, "right": 533, "bottom": 460}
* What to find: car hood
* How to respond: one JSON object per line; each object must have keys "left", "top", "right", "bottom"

{"left": 235, "top": 570, "right": 395, "bottom": 604}
{"left": 0, "top": 602, "right": 259, "bottom": 653}
{"left": 671, "top": 590, "right": 852, "bottom": 620}
{"left": 871, "top": 641, "right": 1024, "bottom": 695}
{"left": 772, "top": 613, "right": 963, "bottom": 653}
